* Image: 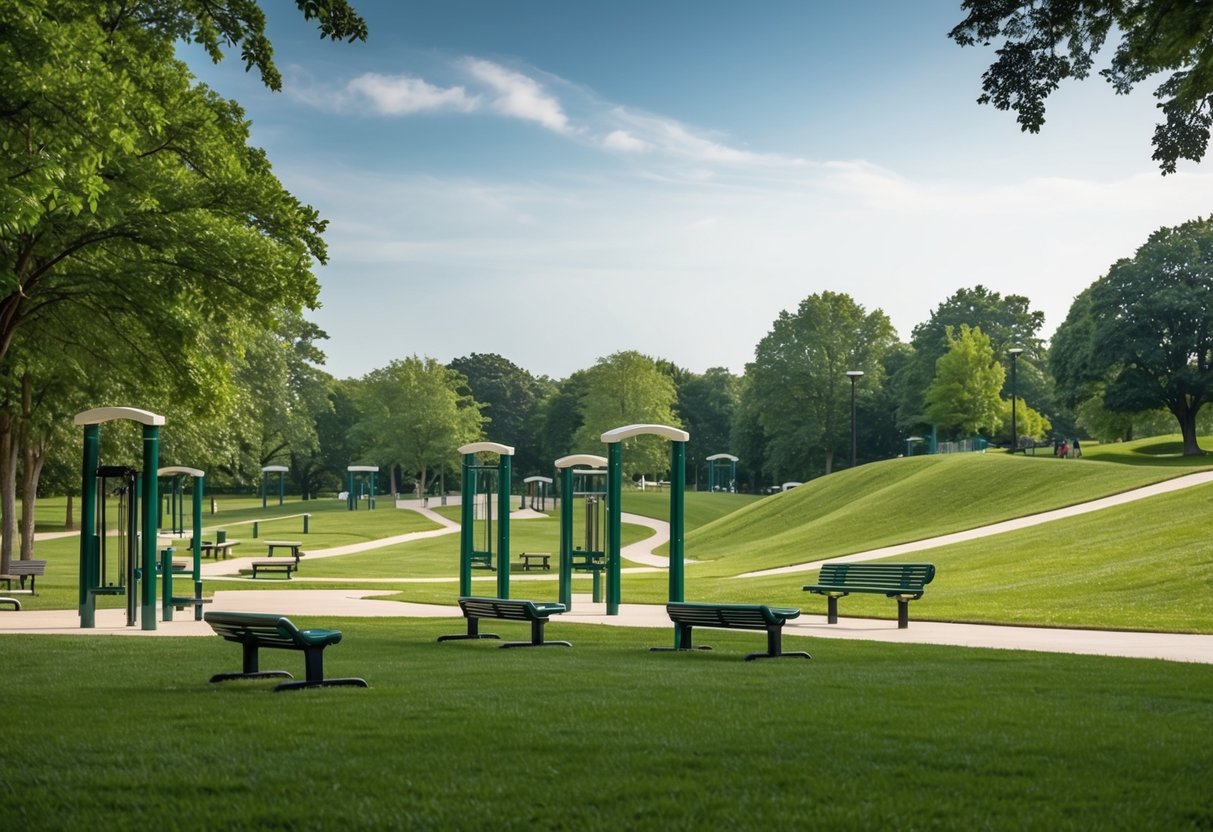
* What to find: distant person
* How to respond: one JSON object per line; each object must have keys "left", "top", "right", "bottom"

{"left": 1060, "top": 440, "right": 1070, "bottom": 459}
{"left": 1073, "top": 437, "right": 1082, "bottom": 458}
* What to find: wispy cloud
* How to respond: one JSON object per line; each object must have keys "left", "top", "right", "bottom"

{"left": 461, "top": 57, "right": 572, "bottom": 133}
{"left": 602, "top": 129, "right": 651, "bottom": 153}
{"left": 346, "top": 73, "right": 477, "bottom": 115}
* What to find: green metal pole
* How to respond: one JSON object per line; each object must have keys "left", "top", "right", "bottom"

{"left": 459, "top": 453, "right": 474, "bottom": 597}
{"left": 79, "top": 424, "right": 100, "bottom": 627}
{"left": 261, "top": 475, "right": 267, "bottom": 509}
{"left": 496, "top": 454, "right": 511, "bottom": 600}
{"left": 606, "top": 442, "right": 622, "bottom": 615}
{"left": 193, "top": 475, "right": 204, "bottom": 621}
{"left": 370, "top": 471, "right": 377, "bottom": 510}
{"left": 161, "top": 547, "right": 173, "bottom": 622}
{"left": 278, "top": 472, "right": 284, "bottom": 506}
{"left": 559, "top": 467, "right": 573, "bottom": 609}
{"left": 669, "top": 441, "right": 686, "bottom": 604}
{"left": 347, "top": 470, "right": 354, "bottom": 510}
{"left": 141, "top": 425, "right": 160, "bottom": 631}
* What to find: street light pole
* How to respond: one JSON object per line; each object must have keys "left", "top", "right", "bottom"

{"left": 1008, "top": 348, "right": 1024, "bottom": 454}
{"left": 846, "top": 370, "right": 864, "bottom": 468}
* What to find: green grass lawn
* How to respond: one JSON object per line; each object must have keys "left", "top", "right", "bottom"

{"left": 1080, "top": 433, "right": 1212, "bottom": 465}
{"left": 622, "top": 489, "right": 761, "bottom": 530}
{"left": 3, "top": 619, "right": 1210, "bottom": 830}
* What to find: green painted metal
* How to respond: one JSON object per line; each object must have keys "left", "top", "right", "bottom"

{"left": 161, "top": 547, "right": 174, "bottom": 621}
{"left": 558, "top": 466, "right": 573, "bottom": 608}
{"left": 606, "top": 442, "right": 622, "bottom": 615}
{"left": 669, "top": 441, "right": 686, "bottom": 604}
{"left": 496, "top": 453, "right": 511, "bottom": 600}
{"left": 253, "top": 521, "right": 259, "bottom": 539}
{"left": 78, "top": 424, "right": 100, "bottom": 627}
{"left": 459, "top": 452, "right": 475, "bottom": 596}
{"left": 140, "top": 424, "right": 159, "bottom": 631}
{"left": 193, "top": 474, "right": 204, "bottom": 620}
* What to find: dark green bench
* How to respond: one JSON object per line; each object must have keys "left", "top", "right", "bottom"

{"left": 803, "top": 562, "right": 936, "bottom": 628}
{"left": 657, "top": 602, "right": 810, "bottom": 661}
{"left": 438, "top": 596, "right": 571, "bottom": 648}
{"left": 203, "top": 611, "right": 368, "bottom": 691}
{"left": 251, "top": 560, "right": 294, "bottom": 580}
{"left": 0, "top": 559, "right": 46, "bottom": 595}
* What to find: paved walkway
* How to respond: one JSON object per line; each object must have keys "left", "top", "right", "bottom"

{"left": 5, "top": 476, "right": 1213, "bottom": 664}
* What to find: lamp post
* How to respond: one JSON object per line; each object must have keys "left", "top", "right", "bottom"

{"left": 1008, "top": 348, "right": 1024, "bottom": 454}
{"left": 846, "top": 370, "right": 864, "bottom": 468}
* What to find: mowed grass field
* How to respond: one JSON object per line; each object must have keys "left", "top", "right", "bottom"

{"left": 3, "top": 619, "right": 1211, "bottom": 830}
{"left": 7, "top": 437, "right": 1213, "bottom": 828}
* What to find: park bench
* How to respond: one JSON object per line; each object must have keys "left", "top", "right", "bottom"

{"left": 263, "top": 540, "right": 306, "bottom": 570}
{"left": 438, "top": 596, "right": 571, "bottom": 648}
{"left": 203, "top": 611, "right": 367, "bottom": 692}
{"left": 251, "top": 560, "right": 294, "bottom": 580}
{"left": 0, "top": 597, "right": 19, "bottom": 611}
{"left": 519, "top": 552, "right": 551, "bottom": 571}
{"left": 201, "top": 540, "right": 240, "bottom": 560}
{"left": 0, "top": 559, "right": 46, "bottom": 595}
{"left": 657, "top": 602, "right": 810, "bottom": 661}
{"left": 803, "top": 562, "right": 936, "bottom": 629}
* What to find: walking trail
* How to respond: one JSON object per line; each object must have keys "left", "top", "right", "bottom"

{"left": 4, "top": 474, "right": 1213, "bottom": 665}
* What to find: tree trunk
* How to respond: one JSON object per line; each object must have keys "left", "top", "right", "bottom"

{"left": 20, "top": 440, "right": 46, "bottom": 560}
{"left": 65, "top": 493, "right": 74, "bottom": 531}
{"left": 417, "top": 466, "right": 427, "bottom": 499}
{"left": 0, "top": 412, "right": 17, "bottom": 574}
{"left": 1175, "top": 398, "right": 1205, "bottom": 455}
{"left": 823, "top": 449, "right": 834, "bottom": 475}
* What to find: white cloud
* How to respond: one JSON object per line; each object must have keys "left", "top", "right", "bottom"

{"left": 346, "top": 73, "right": 477, "bottom": 115}
{"left": 602, "top": 129, "right": 651, "bottom": 152}
{"left": 461, "top": 58, "right": 571, "bottom": 133}
{"left": 604, "top": 107, "right": 804, "bottom": 168}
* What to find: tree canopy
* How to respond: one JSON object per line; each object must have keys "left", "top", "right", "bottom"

{"left": 951, "top": 1, "right": 1213, "bottom": 173}
{"left": 574, "top": 351, "right": 680, "bottom": 476}
{"left": 1051, "top": 217, "right": 1213, "bottom": 455}
{"left": 924, "top": 324, "right": 1006, "bottom": 438}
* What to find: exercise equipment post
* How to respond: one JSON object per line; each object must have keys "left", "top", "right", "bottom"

{"left": 601, "top": 424, "right": 689, "bottom": 618}
{"left": 706, "top": 453, "right": 738, "bottom": 493}
{"left": 346, "top": 465, "right": 379, "bottom": 510}
{"left": 261, "top": 465, "right": 288, "bottom": 508}
{"left": 554, "top": 455, "right": 608, "bottom": 609}
{"left": 458, "top": 442, "right": 513, "bottom": 599}
{"left": 75, "top": 407, "right": 164, "bottom": 630}
{"left": 157, "top": 466, "right": 206, "bottom": 621}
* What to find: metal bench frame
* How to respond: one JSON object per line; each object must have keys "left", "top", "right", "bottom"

{"left": 656, "top": 602, "right": 810, "bottom": 661}
{"left": 804, "top": 562, "right": 936, "bottom": 628}
{"left": 438, "top": 596, "right": 571, "bottom": 648}
{"left": 204, "top": 611, "right": 367, "bottom": 692}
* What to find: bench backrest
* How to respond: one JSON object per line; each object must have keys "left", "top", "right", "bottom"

{"left": 666, "top": 602, "right": 799, "bottom": 630}
{"left": 458, "top": 596, "right": 566, "bottom": 621}
{"left": 816, "top": 562, "right": 935, "bottom": 592}
{"left": 204, "top": 611, "right": 303, "bottom": 648}
{"left": 7, "top": 560, "right": 46, "bottom": 575}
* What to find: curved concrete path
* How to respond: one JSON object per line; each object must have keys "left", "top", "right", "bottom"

{"left": 5, "top": 476, "right": 1213, "bottom": 664}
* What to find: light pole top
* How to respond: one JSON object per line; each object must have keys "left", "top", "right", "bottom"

{"left": 1008, "top": 347, "right": 1024, "bottom": 357}
{"left": 845, "top": 370, "right": 864, "bottom": 378}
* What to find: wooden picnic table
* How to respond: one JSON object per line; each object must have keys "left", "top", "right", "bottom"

{"left": 263, "top": 540, "right": 305, "bottom": 568}
{"left": 201, "top": 540, "right": 240, "bottom": 560}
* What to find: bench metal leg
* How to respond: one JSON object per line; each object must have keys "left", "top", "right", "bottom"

{"left": 269, "top": 646, "right": 368, "bottom": 690}
{"left": 501, "top": 617, "right": 571, "bottom": 649}
{"left": 898, "top": 599, "right": 909, "bottom": 629}
{"left": 0, "top": 597, "right": 20, "bottom": 611}
{"left": 437, "top": 615, "right": 501, "bottom": 642}
{"left": 651, "top": 623, "right": 712, "bottom": 653}
{"left": 745, "top": 625, "right": 811, "bottom": 661}
{"left": 827, "top": 595, "right": 839, "bottom": 624}
{"left": 208, "top": 644, "right": 295, "bottom": 684}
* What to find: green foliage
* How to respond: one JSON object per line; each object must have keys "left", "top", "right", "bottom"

{"left": 951, "top": 0, "right": 1213, "bottom": 173}
{"left": 1052, "top": 218, "right": 1213, "bottom": 454}
{"left": 924, "top": 324, "right": 1006, "bottom": 438}
{"left": 449, "top": 353, "right": 553, "bottom": 476}
{"left": 574, "top": 351, "right": 680, "bottom": 476}
{"left": 352, "top": 357, "right": 485, "bottom": 495}
{"left": 746, "top": 291, "right": 896, "bottom": 478}
{"left": 672, "top": 366, "right": 740, "bottom": 488}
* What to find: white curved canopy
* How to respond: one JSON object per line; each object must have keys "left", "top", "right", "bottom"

{"left": 261, "top": 465, "right": 289, "bottom": 473}
{"left": 706, "top": 453, "right": 739, "bottom": 462}
{"left": 554, "top": 454, "right": 608, "bottom": 469}
{"left": 599, "top": 424, "right": 689, "bottom": 444}
{"left": 158, "top": 466, "right": 204, "bottom": 478}
{"left": 458, "top": 442, "right": 515, "bottom": 456}
{"left": 74, "top": 406, "right": 165, "bottom": 427}
{"left": 347, "top": 465, "right": 380, "bottom": 472}
{"left": 523, "top": 475, "right": 553, "bottom": 484}
{"left": 781, "top": 481, "right": 803, "bottom": 491}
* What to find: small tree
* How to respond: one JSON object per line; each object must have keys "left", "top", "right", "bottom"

{"left": 925, "top": 325, "right": 1006, "bottom": 438}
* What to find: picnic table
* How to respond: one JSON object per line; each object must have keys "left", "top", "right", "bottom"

{"left": 201, "top": 540, "right": 240, "bottom": 560}
{"left": 262, "top": 540, "right": 305, "bottom": 568}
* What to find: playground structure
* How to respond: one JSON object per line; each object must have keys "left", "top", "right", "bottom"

{"left": 521, "top": 475, "right": 553, "bottom": 511}
{"left": 458, "top": 442, "right": 513, "bottom": 599}
{"left": 156, "top": 466, "right": 209, "bottom": 621}
{"left": 706, "top": 453, "right": 738, "bottom": 493}
{"left": 601, "top": 424, "right": 689, "bottom": 618}
{"left": 346, "top": 465, "right": 379, "bottom": 510}
{"left": 76, "top": 407, "right": 163, "bottom": 630}
{"left": 554, "top": 454, "right": 608, "bottom": 609}
{"left": 261, "top": 464, "right": 288, "bottom": 508}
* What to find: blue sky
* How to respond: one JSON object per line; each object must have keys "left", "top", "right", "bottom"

{"left": 182, "top": 1, "right": 1213, "bottom": 381}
